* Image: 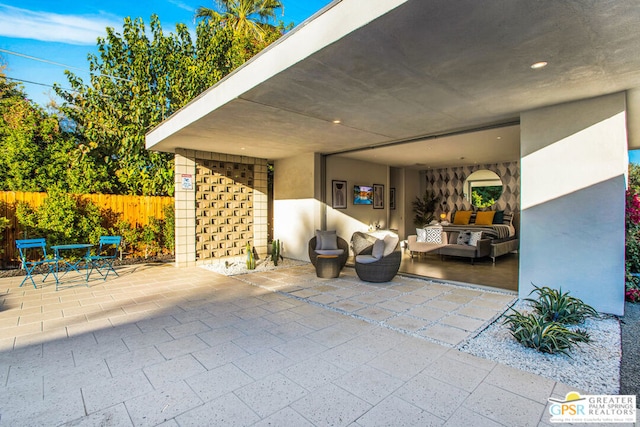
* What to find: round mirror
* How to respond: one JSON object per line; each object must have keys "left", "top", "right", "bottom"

{"left": 463, "top": 170, "right": 503, "bottom": 208}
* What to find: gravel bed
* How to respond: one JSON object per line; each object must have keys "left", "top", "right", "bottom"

{"left": 200, "top": 256, "right": 307, "bottom": 276}
{"left": 459, "top": 300, "right": 621, "bottom": 395}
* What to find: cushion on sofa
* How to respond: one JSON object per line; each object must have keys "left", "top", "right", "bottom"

{"left": 502, "top": 212, "right": 513, "bottom": 226}
{"left": 475, "top": 211, "right": 495, "bottom": 225}
{"left": 456, "top": 230, "right": 471, "bottom": 245}
{"left": 468, "top": 231, "right": 483, "bottom": 246}
{"left": 453, "top": 210, "right": 472, "bottom": 225}
{"left": 416, "top": 228, "right": 427, "bottom": 242}
{"left": 492, "top": 210, "right": 504, "bottom": 224}
{"left": 424, "top": 225, "right": 443, "bottom": 243}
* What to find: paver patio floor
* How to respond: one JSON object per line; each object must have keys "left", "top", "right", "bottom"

{"left": 0, "top": 263, "right": 595, "bottom": 426}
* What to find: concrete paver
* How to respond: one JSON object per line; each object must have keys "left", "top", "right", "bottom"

{"left": 0, "top": 262, "right": 588, "bottom": 425}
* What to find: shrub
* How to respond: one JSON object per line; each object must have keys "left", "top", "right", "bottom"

{"left": 0, "top": 216, "right": 9, "bottom": 254}
{"left": 504, "top": 310, "right": 590, "bottom": 356}
{"left": 15, "top": 187, "right": 107, "bottom": 246}
{"left": 626, "top": 288, "right": 640, "bottom": 303}
{"left": 142, "top": 218, "right": 163, "bottom": 258}
{"left": 525, "top": 285, "right": 598, "bottom": 324}
{"left": 162, "top": 205, "right": 175, "bottom": 254}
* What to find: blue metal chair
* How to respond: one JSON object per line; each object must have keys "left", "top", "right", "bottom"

{"left": 86, "top": 236, "right": 122, "bottom": 280}
{"left": 15, "top": 238, "right": 59, "bottom": 288}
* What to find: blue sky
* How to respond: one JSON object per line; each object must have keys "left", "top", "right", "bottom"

{"left": 0, "top": 0, "right": 333, "bottom": 106}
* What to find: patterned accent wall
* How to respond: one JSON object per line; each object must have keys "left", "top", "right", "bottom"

{"left": 423, "top": 161, "right": 520, "bottom": 214}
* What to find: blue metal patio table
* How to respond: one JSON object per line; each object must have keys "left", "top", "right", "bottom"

{"left": 51, "top": 243, "right": 93, "bottom": 289}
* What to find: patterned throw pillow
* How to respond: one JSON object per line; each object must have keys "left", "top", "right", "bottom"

{"left": 416, "top": 228, "right": 427, "bottom": 242}
{"left": 502, "top": 212, "right": 513, "bottom": 226}
{"left": 425, "top": 225, "right": 443, "bottom": 243}
{"left": 456, "top": 231, "right": 471, "bottom": 245}
{"left": 468, "top": 231, "right": 483, "bottom": 246}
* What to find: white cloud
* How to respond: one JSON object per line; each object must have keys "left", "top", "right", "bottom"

{"left": 168, "top": 0, "right": 195, "bottom": 13}
{"left": 0, "top": 3, "right": 122, "bottom": 45}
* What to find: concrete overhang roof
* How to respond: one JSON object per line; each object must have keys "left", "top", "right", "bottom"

{"left": 146, "top": 0, "right": 640, "bottom": 169}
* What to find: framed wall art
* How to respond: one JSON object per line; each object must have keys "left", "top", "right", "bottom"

{"left": 373, "top": 184, "right": 384, "bottom": 209}
{"left": 390, "top": 187, "right": 396, "bottom": 210}
{"left": 332, "top": 180, "right": 347, "bottom": 209}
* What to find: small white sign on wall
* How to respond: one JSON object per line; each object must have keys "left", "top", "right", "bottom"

{"left": 181, "top": 174, "right": 193, "bottom": 190}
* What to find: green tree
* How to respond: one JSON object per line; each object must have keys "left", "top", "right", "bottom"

{"left": 56, "top": 15, "right": 284, "bottom": 196}
{"left": 195, "top": 0, "right": 283, "bottom": 41}
{"left": 0, "top": 68, "right": 111, "bottom": 193}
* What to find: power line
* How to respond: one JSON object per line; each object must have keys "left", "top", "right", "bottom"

{"left": 0, "top": 48, "right": 133, "bottom": 83}
{"left": 5, "top": 76, "right": 111, "bottom": 98}
{"left": 5, "top": 76, "right": 74, "bottom": 92}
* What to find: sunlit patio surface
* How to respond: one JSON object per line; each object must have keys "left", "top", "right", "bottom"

{"left": 0, "top": 262, "right": 581, "bottom": 426}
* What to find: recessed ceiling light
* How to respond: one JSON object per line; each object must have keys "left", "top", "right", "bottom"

{"left": 332, "top": 119, "right": 341, "bottom": 124}
{"left": 531, "top": 61, "right": 548, "bottom": 69}
{"left": 496, "top": 136, "right": 502, "bottom": 140}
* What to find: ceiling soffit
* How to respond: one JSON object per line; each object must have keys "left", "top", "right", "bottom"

{"left": 147, "top": 0, "right": 640, "bottom": 167}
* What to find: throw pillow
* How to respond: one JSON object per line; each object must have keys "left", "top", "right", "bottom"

{"left": 456, "top": 230, "right": 471, "bottom": 245}
{"left": 502, "top": 212, "right": 513, "bottom": 226}
{"left": 416, "top": 228, "right": 427, "bottom": 242}
{"left": 475, "top": 211, "right": 495, "bottom": 225}
{"left": 316, "top": 230, "right": 337, "bottom": 250}
{"left": 371, "top": 239, "right": 385, "bottom": 259}
{"left": 468, "top": 231, "right": 483, "bottom": 246}
{"left": 425, "top": 225, "right": 443, "bottom": 243}
{"left": 382, "top": 234, "right": 399, "bottom": 256}
{"left": 453, "top": 210, "right": 472, "bottom": 225}
{"left": 492, "top": 210, "right": 504, "bottom": 224}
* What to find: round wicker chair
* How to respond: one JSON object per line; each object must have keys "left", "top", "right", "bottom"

{"left": 354, "top": 250, "right": 402, "bottom": 283}
{"left": 308, "top": 236, "right": 349, "bottom": 269}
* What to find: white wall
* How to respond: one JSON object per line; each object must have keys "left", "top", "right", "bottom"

{"left": 274, "top": 153, "right": 323, "bottom": 261}
{"left": 520, "top": 93, "right": 628, "bottom": 315}
{"left": 325, "top": 156, "right": 389, "bottom": 250}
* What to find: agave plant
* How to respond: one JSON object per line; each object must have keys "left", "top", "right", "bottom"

{"left": 504, "top": 309, "right": 591, "bottom": 355}
{"left": 525, "top": 285, "right": 599, "bottom": 324}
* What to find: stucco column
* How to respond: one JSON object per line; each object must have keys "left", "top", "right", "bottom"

{"left": 519, "top": 93, "right": 628, "bottom": 315}
{"left": 274, "top": 153, "right": 323, "bottom": 261}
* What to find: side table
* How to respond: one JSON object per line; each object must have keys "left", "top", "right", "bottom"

{"left": 316, "top": 255, "right": 341, "bottom": 278}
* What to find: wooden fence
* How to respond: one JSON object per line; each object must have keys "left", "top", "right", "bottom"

{"left": 0, "top": 191, "right": 174, "bottom": 265}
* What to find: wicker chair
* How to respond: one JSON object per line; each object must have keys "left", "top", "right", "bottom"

{"left": 308, "top": 236, "right": 349, "bottom": 269}
{"left": 355, "top": 250, "right": 402, "bottom": 283}
{"left": 352, "top": 232, "right": 401, "bottom": 283}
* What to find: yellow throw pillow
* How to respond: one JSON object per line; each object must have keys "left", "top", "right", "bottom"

{"left": 475, "top": 211, "right": 496, "bottom": 225}
{"left": 453, "top": 210, "right": 472, "bottom": 225}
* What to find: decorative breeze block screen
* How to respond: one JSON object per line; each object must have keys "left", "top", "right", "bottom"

{"left": 196, "top": 160, "right": 254, "bottom": 260}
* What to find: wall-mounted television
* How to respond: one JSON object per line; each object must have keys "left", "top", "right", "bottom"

{"left": 353, "top": 185, "right": 373, "bottom": 205}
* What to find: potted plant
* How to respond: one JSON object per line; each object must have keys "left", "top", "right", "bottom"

{"left": 412, "top": 192, "right": 440, "bottom": 227}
